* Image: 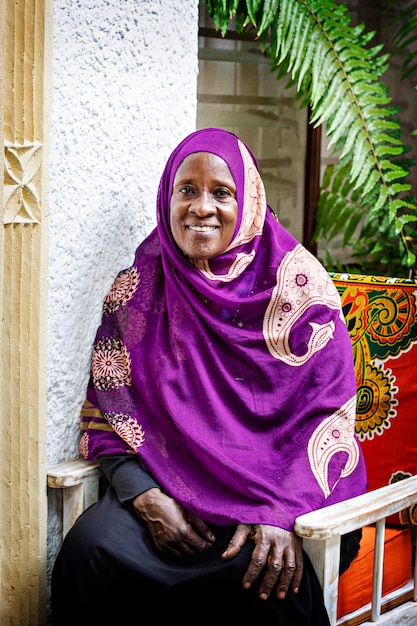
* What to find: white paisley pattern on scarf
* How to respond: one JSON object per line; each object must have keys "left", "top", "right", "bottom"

{"left": 193, "top": 250, "right": 256, "bottom": 282}
{"left": 308, "top": 395, "right": 360, "bottom": 497}
{"left": 263, "top": 244, "right": 343, "bottom": 365}
{"left": 227, "top": 139, "right": 266, "bottom": 249}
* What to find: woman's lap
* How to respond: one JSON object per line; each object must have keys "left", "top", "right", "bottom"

{"left": 51, "top": 487, "right": 330, "bottom": 625}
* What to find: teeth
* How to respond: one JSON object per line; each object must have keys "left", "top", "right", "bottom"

{"left": 188, "top": 225, "right": 217, "bottom": 232}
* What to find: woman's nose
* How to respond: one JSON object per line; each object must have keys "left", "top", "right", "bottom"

{"left": 191, "top": 192, "right": 215, "bottom": 215}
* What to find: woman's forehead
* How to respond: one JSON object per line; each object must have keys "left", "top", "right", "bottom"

{"left": 174, "top": 152, "right": 233, "bottom": 177}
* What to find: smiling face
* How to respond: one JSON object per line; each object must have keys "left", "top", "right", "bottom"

{"left": 170, "top": 152, "right": 238, "bottom": 261}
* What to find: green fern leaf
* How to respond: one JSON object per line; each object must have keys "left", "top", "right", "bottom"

{"left": 361, "top": 168, "right": 381, "bottom": 197}
{"left": 343, "top": 212, "right": 363, "bottom": 246}
{"left": 246, "top": 0, "right": 263, "bottom": 25}
{"left": 206, "top": 0, "right": 417, "bottom": 276}
{"left": 257, "top": 0, "right": 280, "bottom": 35}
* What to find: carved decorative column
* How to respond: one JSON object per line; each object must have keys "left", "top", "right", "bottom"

{"left": 1, "top": 0, "right": 52, "bottom": 623}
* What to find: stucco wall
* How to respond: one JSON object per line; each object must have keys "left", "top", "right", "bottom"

{"left": 46, "top": 0, "right": 199, "bottom": 615}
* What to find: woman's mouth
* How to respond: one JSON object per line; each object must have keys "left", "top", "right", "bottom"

{"left": 186, "top": 225, "right": 218, "bottom": 232}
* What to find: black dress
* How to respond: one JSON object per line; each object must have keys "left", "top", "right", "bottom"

{"left": 51, "top": 456, "right": 360, "bottom": 626}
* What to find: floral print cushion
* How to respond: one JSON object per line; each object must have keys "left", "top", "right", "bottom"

{"left": 331, "top": 273, "right": 417, "bottom": 525}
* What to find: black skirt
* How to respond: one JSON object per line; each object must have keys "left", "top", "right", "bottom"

{"left": 51, "top": 487, "right": 334, "bottom": 626}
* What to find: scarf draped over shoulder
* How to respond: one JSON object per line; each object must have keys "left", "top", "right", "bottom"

{"left": 79, "top": 128, "right": 367, "bottom": 531}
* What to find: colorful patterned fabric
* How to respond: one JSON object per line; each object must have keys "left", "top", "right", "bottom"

{"left": 79, "top": 128, "right": 366, "bottom": 531}
{"left": 330, "top": 273, "right": 417, "bottom": 525}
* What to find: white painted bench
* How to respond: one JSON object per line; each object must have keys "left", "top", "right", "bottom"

{"left": 295, "top": 476, "right": 417, "bottom": 625}
{"left": 47, "top": 458, "right": 417, "bottom": 625}
{"left": 47, "top": 458, "right": 102, "bottom": 539}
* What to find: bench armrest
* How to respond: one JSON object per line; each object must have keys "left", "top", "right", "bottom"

{"left": 295, "top": 474, "right": 417, "bottom": 540}
{"left": 294, "top": 476, "right": 417, "bottom": 625}
{"left": 47, "top": 458, "right": 103, "bottom": 539}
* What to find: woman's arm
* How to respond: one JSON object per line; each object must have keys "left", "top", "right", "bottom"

{"left": 99, "top": 454, "right": 160, "bottom": 505}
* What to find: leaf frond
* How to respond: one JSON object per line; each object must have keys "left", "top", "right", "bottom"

{"left": 206, "top": 0, "right": 417, "bottom": 276}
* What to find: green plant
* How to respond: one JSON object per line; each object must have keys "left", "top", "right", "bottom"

{"left": 206, "top": 0, "right": 417, "bottom": 277}
{"left": 387, "top": 0, "right": 417, "bottom": 89}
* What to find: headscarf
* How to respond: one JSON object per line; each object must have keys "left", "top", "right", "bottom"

{"left": 80, "top": 128, "right": 366, "bottom": 531}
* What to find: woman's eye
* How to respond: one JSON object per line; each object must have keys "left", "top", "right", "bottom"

{"left": 179, "top": 186, "right": 194, "bottom": 195}
{"left": 215, "top": 188, "right": 231, "bottom": 198}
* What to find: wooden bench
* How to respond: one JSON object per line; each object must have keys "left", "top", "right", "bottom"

{"left": 295, "top": 477, "right": 417, "bottom": 625}
{"left": 47, "top": 458, "right": 102, "bottom": 539}
{"left": 47, "top": 457, "right": 417, "bottom": 624}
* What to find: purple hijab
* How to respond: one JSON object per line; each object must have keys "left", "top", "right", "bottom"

{"left": 80, "top": 128, "right": 366, "bottom": 531}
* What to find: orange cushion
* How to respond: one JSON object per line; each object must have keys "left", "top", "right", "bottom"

{"left": 337, "top": 525, "right": 412, "bottom": 619}
{"left": 332, "top": 274, "right": 417, "bottom": 525}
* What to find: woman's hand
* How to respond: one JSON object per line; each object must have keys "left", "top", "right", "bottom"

{"left": 132, "top": 488, "right": 216, "bottom": 558}
{"left": 222, "top": 524, "right": 303, "bottom": 600}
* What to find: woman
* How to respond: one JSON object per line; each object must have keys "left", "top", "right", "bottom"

{"left": 51, "top": 128, "right": 366, "bottom": 625}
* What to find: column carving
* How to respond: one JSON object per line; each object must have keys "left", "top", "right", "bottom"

{"left": 1, "top": 0, "right": 52, "bottom": 623}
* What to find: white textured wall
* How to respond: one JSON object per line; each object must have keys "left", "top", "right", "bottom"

{"left": 46, "top": 0, "right": 199, "bottom": 615}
